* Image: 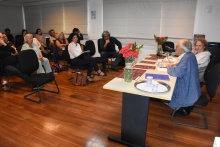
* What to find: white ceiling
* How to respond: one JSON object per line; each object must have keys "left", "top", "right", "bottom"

{"left": 0, "top": 0, "right": 82, "bottom": 6}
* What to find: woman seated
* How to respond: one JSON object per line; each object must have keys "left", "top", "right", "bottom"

{"left": 68, "top": 33, "right": 106, "bottom": 82}
{"left": 21, "top": 34, "right": 52, "bottom": 74}
{"left": 34, "top": 28, "right": 46, "bottom": 52}
{"left": 0, "top": 32, "right": 18, "bottom": 66}
{"left": 54, "top": 32, "right": 69, "bottom": 66}
{"left": 192, "top": 38, "right": 211, "bottom": 82}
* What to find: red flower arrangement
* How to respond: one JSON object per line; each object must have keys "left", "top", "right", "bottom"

{"left": 119, "top": 42, "right": 143, "bottom": 63}
{"left": 154, "top": 35, "right": 168, "bottom": 44}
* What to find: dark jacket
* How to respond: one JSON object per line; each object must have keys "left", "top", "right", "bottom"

{"left": 99, "top": 37, "right": 122, "bottom": 53}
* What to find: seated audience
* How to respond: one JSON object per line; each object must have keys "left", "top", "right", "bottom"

{"left": 54, "top": 32, "right": 69, "bottom": 65}
{"left": 48, "top": 29, "right": 60, "bottom": 65}
{"left": 0, "top": 32, "right": 18, "bottom": 66}
{"left": 14, "top": 29, "right": 28, "bottom": 50}
{"left": 2, "top": 33, "right": 15, "bottom": 47}
{"left": 67, "top": 28, "right": 84, "bottom": 51}
{"left": 166, "top": 39, "right": 201, "bottom": 117}
{"left": 33, "top": 37, "right": 42, "bottom": 50}
{"left": 5, "top": 28, "right": 14, "bottom": 44}
{"left": 68, "top": 28, "right": 83, "bottom": 44}
{"left": 49, "top": 29, "right": 57, "bottom": 46}
{"left": 98, "top": 30, "right": 122, "bottom": 71}
{"left": 192, "top": 38, "right": 211, "bottom": 82}
{"left": 68, "top": 33, "right": 106, "bottom": 82}
{"left": 35, "top": 28, "right": 46, "bottom": 52}
{"left": 21, "top": 34, "right": 52, "bottom": 74}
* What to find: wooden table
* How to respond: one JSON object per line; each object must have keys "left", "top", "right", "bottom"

{"left": 103, "top": 54, "right": 177, "bottom": 147}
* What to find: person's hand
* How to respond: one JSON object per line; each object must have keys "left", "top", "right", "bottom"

{"left": 11, "top": 48, "right": 18, "bottom": 56}
{"left": 0, "top": 39, "right": 6, "bottom": 46}
{"left": 105, "top": 39, "right": 110, "bottom": 45}
{"left": 166, "top": 63, "right": 176, "bottom": 68}
{"left": 81, "top": 44, "right": 84, "bottom": 51}
{"left": 38, "top": 56, "right": 43, "bottom": 61}
{"left": 192, "top": 48, "right": 197, "bottom": 54}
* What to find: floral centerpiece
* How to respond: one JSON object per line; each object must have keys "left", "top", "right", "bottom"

{"left": 119, "top": 42, "right": 143, "bottom": 64}
{"left": 154, "top": 35, "right": 168, "bottom": 56}
{"left": 119, "top": 42, "right": 143, "bottom": 82}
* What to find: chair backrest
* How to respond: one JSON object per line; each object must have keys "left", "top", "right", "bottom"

{"left": 18, "top": 49, "right": 39, "bottom": 74}
{"left": 85, "top": 40, "right": 96, "bottom": 56}
{"left": 208, "top": 42, "right": 220, "bottom": 47}
{"left": 162, "top": 41, "right": 175, "bottom": 52}
{"left": 97, "top": 38, "right": 102, "bottom": 53}
{"left": 15, "top": 35, "right": 24, "bottom": 48}
{"left": 46, "top": 38, "right": 50, "bottom": 48}
{"left": 65, "top": 45, "right": 71, "bottom": 64}
{"left": 206, "top": 63, "right": 220, "bottom": 98}
{"left": 204, "top": 54, "right": 216, "bottom": 81}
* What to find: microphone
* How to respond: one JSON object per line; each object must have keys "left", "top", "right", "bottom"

{"left": 164, "top": 45, "right": 174, "bottom": 52}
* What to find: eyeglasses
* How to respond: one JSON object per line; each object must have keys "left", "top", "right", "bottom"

{"left": 195, "top": 45, "right": 204, "bottom": 47}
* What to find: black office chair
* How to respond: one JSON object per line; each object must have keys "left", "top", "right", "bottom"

{"left": 18, "top": 49, "right": 59, "bottom": 103}
{"left": 207, "top": 42, "right": 220, "bottom": 65}
{"left": 203, "top": 55, "right": 216, "bottom": 81}
{"left": 162, "top": 41, "right": 175, "bottom": 53}
{"left": 14, "top": 35, "right": 24, "bottom": 49}
{"left": 170, "top": 63, "right": 220, "bottom": 129}
{"left": 85, "top": 40, "right": 106, "bottom": 69}
{"left": 205, "top": 63, "right": 220, "bottom": 102}
{"left": 170, "top": 102, "right": 208, "bottom": 129}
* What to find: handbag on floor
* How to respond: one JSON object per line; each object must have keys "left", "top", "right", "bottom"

{"left": 72, "top": 71, "right": 87, "bottom": 86}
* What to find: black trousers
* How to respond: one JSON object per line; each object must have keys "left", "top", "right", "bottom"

{"left": 100, "top": 51, "right": 122, "bottom": 69}
{"left": 71, "top": 57, "right": 99, "bottom": 76}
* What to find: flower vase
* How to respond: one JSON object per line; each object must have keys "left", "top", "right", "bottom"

{"left": 156, "top": 43, "right": 163, "bottom": 56}
{"left": 124, "top": 63, "right": 133, "bottom": 82}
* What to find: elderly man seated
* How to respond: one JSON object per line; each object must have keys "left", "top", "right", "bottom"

{"left": 21, "top": 34, "right": 52, "bottom": 74}
{"left": 166, "top": 39, "right": 201, "bottom": 117}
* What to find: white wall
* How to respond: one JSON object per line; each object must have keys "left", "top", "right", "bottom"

{"left": 194, "top": 0, "right": 220, "bottom": 42}
{"left": 24, "top": 0, "right": 87, "bottom": 34}
{"left": 0, "top": 5, "right": 24, "bottom": 34}
{"left": 103, "top": 0, "right": 197, "bottom": 46}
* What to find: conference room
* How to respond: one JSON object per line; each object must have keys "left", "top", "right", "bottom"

{"left": 0, "top": 0, "right": 220, "bottom": 146}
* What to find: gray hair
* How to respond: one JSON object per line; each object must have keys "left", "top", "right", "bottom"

{"left": 102, "top": 30, "right": 110, "bottom": 38}
{"left": 24, "top": 34, "right": 33, "bottom": 42}
{"left": 179, "top": 39, "right": 192, "bottom": 52}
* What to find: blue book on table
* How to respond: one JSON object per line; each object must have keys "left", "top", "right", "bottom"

{"left": 145, "top": 73, "right": 170, "bottom": 81}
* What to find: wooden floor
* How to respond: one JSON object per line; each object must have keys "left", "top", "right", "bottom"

{"left": 0, "top": 66, "right": 220, "bottom": 147}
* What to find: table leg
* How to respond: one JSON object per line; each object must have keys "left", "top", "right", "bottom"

{"left": 108, "top": 92, "right": 150, "bottom": 147}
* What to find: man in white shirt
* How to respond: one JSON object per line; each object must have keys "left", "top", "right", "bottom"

{"left": 192, "top": 38, "right": 211, "bottom": 82}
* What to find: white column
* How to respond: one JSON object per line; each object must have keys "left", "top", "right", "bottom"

{"left": 87, "top": 0, "right": 103, "bottom": 39}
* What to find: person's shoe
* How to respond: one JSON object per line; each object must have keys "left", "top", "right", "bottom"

{"left": 171, "top": 106, "right": 194, "bottom": 117}
{"left": 162, "top": 100, "right": 170, "bottom": 106}
{"left": 33, "top": 85, "right": 44, "bottom": 90}
{"left": 87, "top": 76, "right": 95, "bottom": 82}
{"left": 111, "top": 67, "right": 119, "bottom": 72}
{"left": 97, "top": 71, "right": 107, "bottom": 76}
